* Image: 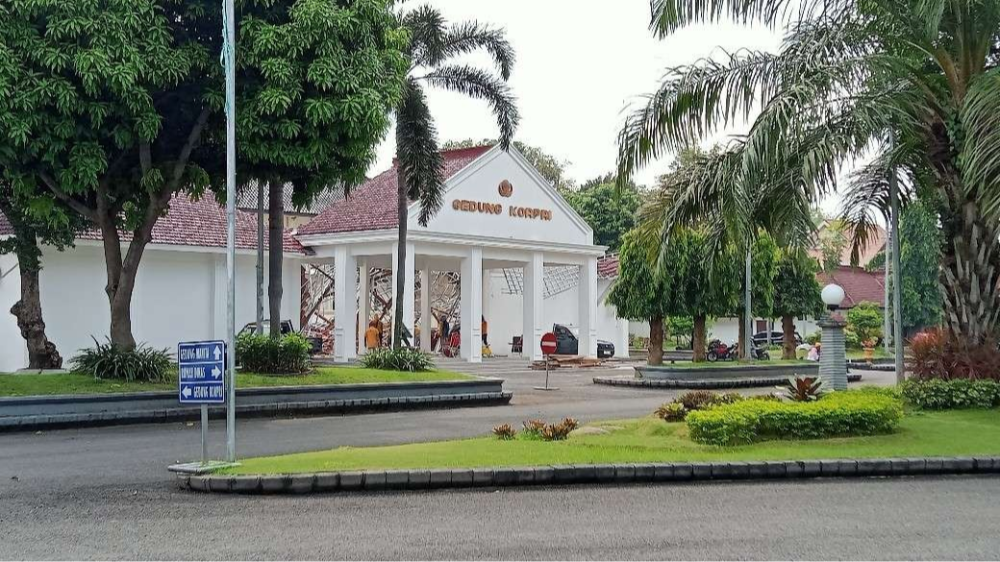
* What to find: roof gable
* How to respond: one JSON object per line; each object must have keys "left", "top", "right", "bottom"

{"left": 408, "top": 145, "right": 595, "bottom": 246}
{"left": 296, "top": 145, "right": 492, "bottom": 237}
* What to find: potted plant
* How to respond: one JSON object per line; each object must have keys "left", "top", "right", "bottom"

{"left": 847, "top": 302, "right": 883, "bottom": 364}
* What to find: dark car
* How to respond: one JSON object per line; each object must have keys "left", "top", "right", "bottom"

{"left": 752, "top": 330, "right": 801, "bottom": 346}
{"left": 552, "top": 323, "right": 615, "bottom": 359}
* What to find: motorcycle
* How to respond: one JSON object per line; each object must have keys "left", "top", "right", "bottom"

{"left": 731, "top": 340, "right": 771, "bottom": 361}
{"left": 706, "top": 339, "right": 738, "bottom": 362}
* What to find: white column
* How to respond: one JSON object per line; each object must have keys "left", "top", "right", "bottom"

{"left": 523, "top": 252, "right": 544, "bottom": 361}
{"left": 578, "top": 256, "right": 599, "bottom": 358}
{"left": 391, "top": 242, "right": 415, "bottom": 346}
{"left": 461, "top": 247, "right": 483, "bottom": 362}
{"left": 419, "top": 267, "right": 431, "bottom": 352}
{"left": 617, "top": 316, "right": 630, "bottom": 359}
{"left": 333, "top": 247, "right": 357, "bottom": 362}
{"left": 357, "top": 259, "right": 368, "bottom": 355}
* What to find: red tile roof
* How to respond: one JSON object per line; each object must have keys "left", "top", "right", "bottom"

{"left": 597, "top": 254, "right": 619, "bottom": 279}
{"left": 0, "top": 192, "right": 307, "bottom": 255}
{"left": 816, "top": 266, "right": 886, "bottom": 309}
{"left": 296, "top": 145, "right": 494, "bottom": 237}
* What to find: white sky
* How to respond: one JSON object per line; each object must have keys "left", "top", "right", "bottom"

{"left": 370, "top": 1, "right": 844, "bottom": 215}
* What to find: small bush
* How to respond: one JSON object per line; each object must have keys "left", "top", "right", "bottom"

{"left": 360, "top": 347, "right": 433, "bottom": 372}
{"left": 686, "top": 391, "right": 904, "bottom": 446}
{"left": 236, "top": 332, "right": 311, "bottom": 374}
{"left": 677, "top": 390, "right": 720, "bottom": 411}
{"left": 72, "top": 338, "right": 173, "bottom": 382}
{"left": 655, "top": 402, "right": 688, "bottom": 422}
{"left": 781, "top": 376, "right": 825, "bottom": 402}
{"left": 540, "top": 418, "right": 578, "bottom": 441}
{"left": 493, "top": 423, "right": 517, "bottom": 440}
{"left": 521, "top": 419, "right": 546, "bottom": 439}
{"left": 907, "top": 328, "right": 1000, "bottom": 381}
{"left": 900, "top": 379, "right": 1000, "bottom": 410}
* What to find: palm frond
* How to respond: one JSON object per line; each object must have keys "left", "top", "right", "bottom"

{"left": 396, "top": 79, "right": 445, "bottom": 226}
{"left": 421, "top": 64, "right": 520, "bottom": 148}
{"left": 961, "top": 67, "right": 1000, "bottom": 217}
{"left": 402, "top": 5, "right": 447, "bottom": 62}
{"left": 433, "top": 21, "right": 515, "bottom": 80}
{"left": 649, "top": 0, "right": 849, "bottom": 37}
{"left": 838, "top": 149, "right": 913, "bottom": 266}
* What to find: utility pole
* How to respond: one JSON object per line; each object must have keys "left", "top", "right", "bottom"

{"left": 256, "top": 185, "right": 264, "bottom": 335}
{"left": 223, "top": 0, "right": 237, "bottom": 463}
{"left": 888, "top": 166, "right": 905, "bottom": 382}
{"left": 745, "top": 248, "right": 753, "bottom": 361}
{"left": 883, "top": 223, "right": 892, "bottom": 353}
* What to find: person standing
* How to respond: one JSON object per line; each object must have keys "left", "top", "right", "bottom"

{"left": 365, "top": 320, "right": 381, "bottom": 351}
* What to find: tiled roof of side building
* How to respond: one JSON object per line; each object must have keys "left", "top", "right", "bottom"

{"left": 0, "top": 192, "right": 308, "bottom": 255}
{"left": 816, "top": 265, "right": 886, "bottom": 308}
{"left": 296, "top": 145, "right": 494, "bottom": 237}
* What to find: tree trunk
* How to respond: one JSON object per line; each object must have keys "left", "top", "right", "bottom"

{"left": 11, "top": 253, "right": 62, "bottom": 370}
{"left": 737, "top": 311, "right": 747, "bottom": 359}
{"left": 392, "top": 167, "right": 408, "bottom": 350}
{"left": 96, "top": 211, "right": 139, "bottom": 350}
{"left": 648, "top": 315, "right": 664, "bottom": 366}
{"left": 693, "top": 315, "right": 707, "bottom": 362}
{"left": 268, "top": 182, "right": 284, "bottom": 338}
{"left": 940, "top": 201, "right": 1000, "bottom": 344}
{"left": 781, "top": 315, "right": 796, "bottom": 360}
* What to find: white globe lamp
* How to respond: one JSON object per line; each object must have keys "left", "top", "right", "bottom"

{"left": 821, "top": 284, "right": 845, "bottom": 311}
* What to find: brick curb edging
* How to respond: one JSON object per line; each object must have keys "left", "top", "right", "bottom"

{"left": 593, "top": 374, "right": 862, "bottom": 389}
{"left": 0, "top": 391, "right": 512, "bottom": 432}
{"left": 179, "top": 456, "right": 1000, "bottom": 494}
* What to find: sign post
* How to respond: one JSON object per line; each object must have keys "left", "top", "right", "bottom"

{"left": 534, "top": 332, "right": 559, "bottom": 391}
{"left": 178, "top": 340, "right": 226, "bottom": 465}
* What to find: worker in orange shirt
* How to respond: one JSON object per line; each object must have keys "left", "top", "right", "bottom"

{"left": 365, "top": 319, "right": 381, "bottom": 351}
{"left": 481, "top": 315, "right": 488, "bottom": 347}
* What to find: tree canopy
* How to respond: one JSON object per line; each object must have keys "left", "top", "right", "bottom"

{"left": 0, "top": 0, "right": 408, "bottom": 348}
{"left": 617, "top": 0, "right": 1000, "bottom": 345}
{"left": 562, "top": 181, "right": 641, "bottom": 251}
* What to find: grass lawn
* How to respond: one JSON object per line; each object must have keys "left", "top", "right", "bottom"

{"left": 223, "top": 410, "right": 1000, "bottom": 475}
{"left": 0, "top": 367, "right": 472, "bottom": 397}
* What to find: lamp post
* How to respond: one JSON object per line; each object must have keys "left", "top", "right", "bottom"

{"left": 819, "top": 284, "right": 848, "bottom": 391}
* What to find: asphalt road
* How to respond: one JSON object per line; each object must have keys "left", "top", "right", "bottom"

{"left": 6, "top": 364, "right": 993, "bottom": 560}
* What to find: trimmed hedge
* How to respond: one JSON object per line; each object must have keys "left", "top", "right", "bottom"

{"left": 686, "top": 391, "right": 904, "bottom": 446}
{"left": 901, "top": 379, "right": 1000, "bottom": 410}
{"left": 236, "top": 333, "right": 311, "bottom": 374}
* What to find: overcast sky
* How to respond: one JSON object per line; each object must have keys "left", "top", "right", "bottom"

{"left": 371, "top": 0, "right": 784, "bottom": 189}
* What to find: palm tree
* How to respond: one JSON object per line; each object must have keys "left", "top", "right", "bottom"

{"left": 618, "top": 0, "right": 1000, "bottom": 345}
{"left": 390, "top": 5, "right": 520, "bottom": 348}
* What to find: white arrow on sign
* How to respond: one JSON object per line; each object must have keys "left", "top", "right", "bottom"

{"left": 211, "top": 366, "right": 222, "bottom": 379}
{"left": 182, "top": 387, "right": 192, "bottom": 398}
{"left": 213, "top": 346, "right": 222, "bottom": 361}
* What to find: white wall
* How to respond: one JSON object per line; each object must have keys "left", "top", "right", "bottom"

{"left": 483, "top": 272, "right": 628, "bottom": 357}
{"left": 0, "top": 244, "right": 302, "bottom": 371}
{"left": 0, "top": 255, "right": 26, "bottom": 371}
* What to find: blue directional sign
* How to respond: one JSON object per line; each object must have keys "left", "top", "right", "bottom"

{"left": 178, "top": 340, "right": 226, "bottom": 404}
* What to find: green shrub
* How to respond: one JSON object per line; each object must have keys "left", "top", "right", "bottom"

{"left": 493, "top": 423, "right": 516, "bottom": 440}
{"left": 805, "top": 331, "right": 821, "bottom": 345}
{"left": 686, "top": 391, "right": 904, "bottom": 446}
{"left": 655, "top": 402, "right": 688, "bottom": 422}
{"left": 236, "top": 332, "right": 311, "bottom": 374}
{"left": 360, "top": 347, "right": 433, "bottom": 372}
{"left": 72, "top": 338, "right": 173, "bottom": 382}
{"left": 900, "top": 379, "right": 1000, "bottom": 410}
{"left": 677, "top": 390, "right": 720, "bottom": 411}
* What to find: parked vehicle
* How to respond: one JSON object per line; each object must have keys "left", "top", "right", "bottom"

{"left": 552, "top": 324, "right": 615, "bottom": 358}
{"left": 706, "top": 339, "right": 737, "bottom": 362}
{"left": 752, "top": 330, "right": 802, "bottom": 346}
{"left": 734, "top": 339, "right": 771, "bottom": 361}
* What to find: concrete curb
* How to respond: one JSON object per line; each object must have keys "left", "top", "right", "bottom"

{"left": 593, "top": 374, "right": 862, "bottom": 389}
{"left": 0, "top": 391, "right": 512, "bottom": 432}
{"left": 179, "top": 456, "right": 1000, "bottom": 494}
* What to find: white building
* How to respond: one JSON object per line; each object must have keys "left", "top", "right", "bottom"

{"left": 0, "top": 145, "right": 629, "bottom": 371}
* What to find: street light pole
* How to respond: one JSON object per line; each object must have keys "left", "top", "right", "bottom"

{"left": 744, "top": 248, "right": 752, "bottom": 361}
{"left": 888, "top": 164, "right": 905, "bottom": 382}
{"left": 223, "top": 0, "right": 237, "bottom": 463}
